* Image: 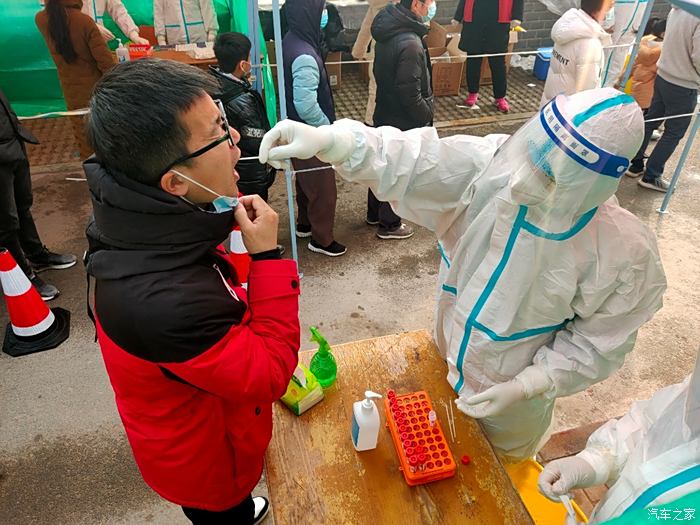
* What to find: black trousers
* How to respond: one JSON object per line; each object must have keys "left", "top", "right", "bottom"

{"left": 0, "top": 158, "right": 44, "bottom": 276}
{"left": 631, "top": 75, "right": 697, "bottom": 182}
{"left": 367, "top": 189, "right": 401, "bottom": 230}
{"left": 459, "top": 22, "right": 510, "bottom": 99}
{"left": 182, "top": 494, "right": 254, "bottom": 524}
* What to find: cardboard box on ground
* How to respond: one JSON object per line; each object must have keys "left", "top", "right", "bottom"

{"left": 265, "top": 42, "right": 342, "bottom": 91}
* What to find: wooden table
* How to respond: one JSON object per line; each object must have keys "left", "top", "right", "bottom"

{"left": 151, "top": 49, "right": 217, "bottom": 71}
{"left": 265, "top": 330, "right": 534, "bottom": 525}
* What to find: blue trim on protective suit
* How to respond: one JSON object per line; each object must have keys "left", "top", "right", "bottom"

{"left": 178, "top": 0, "right": 191, "bottom": 43}
{"left": 442, "top": 284, "right": 457, "bottom": 295}
{"left": 438, "top": 243, "right": 451, "bottom": 268}
{"left": 624, "top": 464, "right": 700, "bottom": 513}
{"left": 472, "top": 320, "right": 571, "bottom": 342}
{"left": 602, "top": 0, "right": 646, "bottom": 85}
{"left": 452, "top": 205, "right": 596, "bottom": 393}
{"left": 522, "top": 207, "right": 598, "bottom": 240}
{"left": 572, "top": 94, "right": 636, "bottom": 126}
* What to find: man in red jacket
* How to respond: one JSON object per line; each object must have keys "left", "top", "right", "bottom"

{"left": 83, "top": 59, "right": 300, "bottom": 524}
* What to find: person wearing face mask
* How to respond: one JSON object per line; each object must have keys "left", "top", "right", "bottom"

{"left": 83, "top": 59, "right": 300, "bottom": 525}
{"left": 454, "top": 0, "right": 524, "bottom": 113}
{"left": 81, "top": 0, "right": 149, "bottom": 44}
{"left": 541, "top": 0, "right": 615, "bottom": 107}
{"left": 210, "top": 32, "right": 275, "bottom": 202}
{"left": 259, "top": 87, "right": 666, "bottom": 463}
{"left": 366, "top": 0, "right": 436, "bottom": 240}
{"left": 282, "top": 0, "right": 345, "bottom": 257}
{"left": 538, "top": 351, "right": 700, "bottom": 524}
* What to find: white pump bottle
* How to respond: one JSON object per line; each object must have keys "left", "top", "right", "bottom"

{"left": 351, "top": 390, "right": 382, "bottom": 451}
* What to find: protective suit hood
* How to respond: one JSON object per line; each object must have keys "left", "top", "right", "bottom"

{"left": 505, "top": 88, "right": 643, "bottom": 229}
{"left": 552, "top": 8, "right": 611, "bottom": 46}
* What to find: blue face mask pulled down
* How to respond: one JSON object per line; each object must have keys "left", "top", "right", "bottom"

{"left": 172, "top": 169, "right": 239, "bottom": 213}
{"left": 321, "top": 9, "right": 329, "bottom": 29}
{"left": 422, "top": 2, "right": 437, "bottom": 23}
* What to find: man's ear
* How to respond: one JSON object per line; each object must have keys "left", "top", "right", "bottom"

{"left": 160, "top": 170, "right": 189, "bottom": 196}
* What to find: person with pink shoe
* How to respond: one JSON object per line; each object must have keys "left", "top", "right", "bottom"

{"left": 453, "top": 0, "right": 523, "bottom": 113}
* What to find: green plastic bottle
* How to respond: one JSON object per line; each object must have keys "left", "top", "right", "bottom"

{"left": 309, "top": 327, "right": 337, "bottom": 388}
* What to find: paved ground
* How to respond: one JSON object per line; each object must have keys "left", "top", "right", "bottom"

{"left": 2, "top": 70, "right": 698, "bottom": 524}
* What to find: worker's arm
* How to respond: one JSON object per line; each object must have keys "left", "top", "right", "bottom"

{"left": 106, "top": 0, "right": 138, "bottom": 39}
{"left": 153, "top": 0, "right": 165, "bottom": 43}
{"left": 453, "top": 0, "right": 466, "bottom": 23}
{"left": 291, "top": 55, "right": 331, "bottom": 127}
{"left": 86, "top": 19, "right": 116, "bottom": 73}
{"left": 200, "top": 0, "right": 219, "bottom": 42}
{"left": 580, "top": 377, "right": 688, "bottom": 485}
{"left": 511, "top": 0, "right": 524, "bottom": 23}
{"left": 395, "top": 44, "right": 433, "bottom": 127}
{"left": 691, "top": 22, "right": 700, "bottom": 78}
{"left": 531, "top": 226, "right": 667, "bottom": 400}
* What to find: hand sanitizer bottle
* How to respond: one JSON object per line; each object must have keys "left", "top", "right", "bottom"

{"left": 116, "top": 39, "right": 130, "bottom": 63}
{"left": 351, "top": 390, "right": 382, "bottom": 451}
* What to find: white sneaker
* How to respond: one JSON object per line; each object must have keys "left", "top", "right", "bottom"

{"left": 253, "top": 496, "right": 270, "bottom": 524}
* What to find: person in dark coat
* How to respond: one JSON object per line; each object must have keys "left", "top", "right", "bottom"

{"left": 454, "top": 0, "right": 523, "bottom": 113}
{"left": 368, "top": 0, "right": 436, "bottom": 240}
{"left": 0, "top": 89, "right": 76, "bottom": 301}
{"left": 211, "top": 32, "right": 275, "bottom": 201}
{"left": 84, "top": 59, "right": 299, "bottom": 525}
{"left": 283, "top": 0, "right": 346, "bottom": 257}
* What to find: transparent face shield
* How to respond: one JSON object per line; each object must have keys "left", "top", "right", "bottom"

{"left": 494, "top": 96, "right": 630, "bottom": 217}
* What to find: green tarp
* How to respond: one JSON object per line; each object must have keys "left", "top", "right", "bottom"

{"left": 0, "top": 0, "right": 276, "bottom": 124}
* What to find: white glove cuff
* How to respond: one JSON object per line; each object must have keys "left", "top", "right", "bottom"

{"left": 576, "top": 448, "right": 614, "bottom": 486}
{"left": 128, "top": 30, "right": 140, "bottom": 41}
{"left": 317, "top": 128, "right": 357, "bottom": 165}
{"left": 515, "top": 366, "right": 554, "bottom": 399}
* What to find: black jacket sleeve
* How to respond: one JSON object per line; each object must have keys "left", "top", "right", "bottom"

{"left": 512, "top": 0, "right": 524, "bottom": 22}
{"left": 454, "top": 0, "right": 465, "bottom": 22}
{"left": 395, "top": 42, "right": 433, "bottom": 127}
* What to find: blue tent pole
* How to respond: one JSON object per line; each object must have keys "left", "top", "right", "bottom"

{"left": 271, "top": 0, "right": 299, "bottom": 264}
{"left": 658, "top": 112, "right": 700, "bottom": 214}
{"left": 620, "top": 0, "right": 656, "bottom": 88}
{"left": 247, "top": 0, "right": 263, "bottom": 93}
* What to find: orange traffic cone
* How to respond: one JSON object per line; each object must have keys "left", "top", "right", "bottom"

{"left": 230, "top": 227, "right": 251, "bottom": 289}
{"left": 0, "top": 248, "right": 70, "bottom": 357}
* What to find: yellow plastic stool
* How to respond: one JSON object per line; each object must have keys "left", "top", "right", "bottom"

{"left": 505, "top": 459, "right": 588, "bottom": 524}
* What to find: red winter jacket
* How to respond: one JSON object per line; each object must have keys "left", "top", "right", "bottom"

{"left": 84, "top": 159, "right": 300, "bottom": 510}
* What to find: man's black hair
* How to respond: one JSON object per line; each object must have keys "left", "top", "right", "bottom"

{"left": 86, "top": 59, "right": 219, "bottom": 186}
{"left": 581, "top": 0, "right": 609, "bottom": 18}
{"left": 399, "top": 0, "right": 413, "bottom": 8}
{"left": 653, "top": 18, "right": 666, "bottom": 38}
{"left": 213, "top": 32, "right": 252, "bottom": 74}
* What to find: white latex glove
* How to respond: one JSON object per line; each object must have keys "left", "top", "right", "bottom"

{"left": 456, "top": 366, "right": 553, "bottom": 418}
{"left": 510, "top": 19, "right": 522, "bottom": 29}
{"left": 128, "top": 31, "right": 150, "bottom": 45}
{"left": 538, "top": 456, "right": 598, "bottom": 502}
{"left": 450, "top": 18, "right": 460, "bottom": 25}
{"left": 97, "top": 24, "right": 116, "bottom": 41}
{"left": 207, "top": 32, "right": 217, "bottom": 43}
{"left": 157, "top": 36, "right": 167, "bottom": 46}
{"left": 259, "top": 119, "right": 356, "bottom": 170}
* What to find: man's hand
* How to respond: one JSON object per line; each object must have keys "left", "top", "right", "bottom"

{"left": 234, "top": 195, "right": 278, "bottom": 254}
{"left": 157, "top": 36, "right": 167, "bottom": 46}
{"left": 259, "top": 120, "right": 356, "bottom": 169}
{"left": 128, "top": 31, "right": 150, "bottom": 45}
{"left": 97, "top": 24, "right": 116, "bottom": 42}
{"left": 510, "top": 19, "right": 522, "bottom": 29}
{"left": 456, "top": 380, "right": 527, "bottom": 418}
{"left": 538, "top": 457, "right": 598, "bottom": 502}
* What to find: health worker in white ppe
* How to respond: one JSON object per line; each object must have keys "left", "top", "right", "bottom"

{"left": 602, "top": 0, "right": 650, "bottom": 87}
{"left": 82, "top": 0, "right": 149, "bottom": 44}
{"left": 153, "top": 0, "right": 219, "bottom": 45}
{"left": 259, "top": 88, "right": 667, "bottom": 462}
{"left": 539, "top": 351, "right": 700, "bottom": 523}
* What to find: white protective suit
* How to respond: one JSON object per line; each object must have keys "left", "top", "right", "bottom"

{"left": 541, "top": 9, "right": 612, "bottom": 107}
{"left": 82, "top": 0, "right": 147, "bottom": 43}
{"left": 153, "top": 0, "right": 219, "bottom": 45}
{"left": 539, "top": 353, "right": 700, "bottom": 523}
{"left": 259, "top": 88, "right": 667, "bottom": 461}
{"left": 602, "top": 0, "right": 650, "bottom": 87}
